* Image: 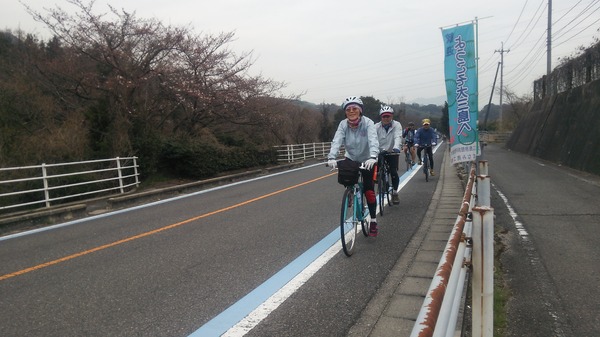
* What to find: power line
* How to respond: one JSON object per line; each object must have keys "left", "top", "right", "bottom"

{"left": 511, "top": 0, "right": 546, "bottom": 49}
{"left": 504, "top": 29, "right": 547, "bottom": 76}
{"left": 554, "top": 15, "right": 600, "bottom": 49}
{"left": 503, "top": 0, "right": 531, "bottom": 45}
{"left": 505, "top": 43, "right": 547, "bottom": 87}
{"left": 553, "top": 0, "right": 600, "bottom": 44}
{"left": 508, "top": 1, "right": 547, "bottom": 51}
{"left": 553, "top": 0, "right": 584, "bottom": 25}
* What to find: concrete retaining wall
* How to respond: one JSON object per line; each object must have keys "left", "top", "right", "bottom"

{"left": 506, "top": 79, "right": 600, "bottom": 176}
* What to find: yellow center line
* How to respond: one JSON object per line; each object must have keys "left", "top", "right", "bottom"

{"left": 0, "top": 172, "right": 337, "bottom": 282}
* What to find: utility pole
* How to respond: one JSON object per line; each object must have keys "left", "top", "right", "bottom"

{"left": 547, "top": 0, "right": 552, "bottom": 95}
{"left": 495, "top": 42, "right": 509, "bottom": 129}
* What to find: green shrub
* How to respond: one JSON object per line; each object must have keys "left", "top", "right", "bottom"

{"left": 158, "top": 140, "right": 277, "bottom": 179}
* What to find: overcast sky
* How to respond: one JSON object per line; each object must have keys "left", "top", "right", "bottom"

{"left": 3, "top": 0, "right": 599, "bottom": 107}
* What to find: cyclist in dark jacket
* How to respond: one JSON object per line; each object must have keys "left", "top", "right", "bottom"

{"left": 402, "top": 122, "right": 417, "bottom": 165}
{"left": 414, "top": 118, "right": 438, "bottom": 176}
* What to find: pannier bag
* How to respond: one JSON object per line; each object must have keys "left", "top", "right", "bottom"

{"left": 337, "top": 159, "right": 361, "bottom": 186}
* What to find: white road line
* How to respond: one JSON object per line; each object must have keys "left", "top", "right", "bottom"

{"left": 493, "top": 183, "right": 530, "bottom": 238}
{"left": 221, "top": 235, "right": 341, "bottom": 336}
{"left": 191, "top": 144, "right": 442, "bottom": 336}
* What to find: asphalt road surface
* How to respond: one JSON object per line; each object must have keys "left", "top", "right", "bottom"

{"left": 4, "top": 144, "right": 596, "bottom": 337}
{"left": 0, "top": 149, "right": 444, "bottom": 337}
{"left": 484, "top": 144, "right": 600, "bottom": 337}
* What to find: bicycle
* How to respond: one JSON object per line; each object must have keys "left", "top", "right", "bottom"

{"left": 328, "top": 160, "right": 370, "bottom": 256}
{"left": 404, "top": 145, "right": 413, "bottom": 171}
{"left": 419, "top": 145, "right": 432, "bottom": 182}
{"left": 377, "top": 152, "right": 399, "bottom": 215}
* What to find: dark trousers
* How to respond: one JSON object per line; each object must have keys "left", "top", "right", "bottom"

{"left": 417, "top": 147, "right": 434, "bottom": 169}
{"left": 379, "top": 154, "right": 399, "bottom": 190}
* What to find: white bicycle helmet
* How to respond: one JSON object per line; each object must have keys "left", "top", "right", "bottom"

{"left": 379, "top": 105, "right": 394, "bottom": 115}
{"left": 342, "top": 96, "right": 363, "bottom": 110}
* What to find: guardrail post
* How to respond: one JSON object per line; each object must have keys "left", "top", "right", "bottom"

{"left": 478, "top": 160, "right": 488, "bottom": 176}
{"left": 42, "top": 163, "right": 50, "bottom": 207}
{"left": 477, "top": 161, "right": 491, "bottom": 206}
{"left": 291, "top": 144, "right": 297, "bottom": 162}
{"left": 286, "top": 144, "right": 292, "bottom": 163}
{"left": 116, "top": 157, "right": 124, "bottom": 193}
{"left": 302, "top": 143, "right": 307, "bottom": 160}
{"left": 471, "top": 206, "right": 494, "bottom": 337}
{"left": 133, "top": 156, "right": 140, "bottom": 187}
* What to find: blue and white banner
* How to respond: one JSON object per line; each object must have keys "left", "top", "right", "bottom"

{"left": 442, "top": 23, "right": 479, "bottom": 164}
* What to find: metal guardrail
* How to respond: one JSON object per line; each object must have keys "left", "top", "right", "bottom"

{"left": 273, "top": 142, "right": 344, "bottom": 162}
{"left": 411, "top": 160, "right": 494, "bottom": 337}
{"left": 276, "top": 141, "right": 497, "bottom": 336}
{"left": 0, "top": 157, "right": 140, "bottom": 212}
{"left": 479, "top": 131, "right": 512, "bottom": 144}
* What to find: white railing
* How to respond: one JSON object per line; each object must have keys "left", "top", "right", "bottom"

{"left": 273, "top": 142, "right": 342, "bottom": 162}
{"left": 411, "top": 160, "right": 494, "bottom": 337}
{"left": 0, "top": 157, "right": 140, "bottom": 212}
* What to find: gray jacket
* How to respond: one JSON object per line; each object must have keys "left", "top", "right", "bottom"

{"left": 328, "top": 116, "right": 379, "bottom": 162}
{"left": 375, "top": 120, "right": 403, "bottom": 152}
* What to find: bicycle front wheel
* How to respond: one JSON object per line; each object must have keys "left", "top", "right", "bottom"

{"left": 405, "top": 152, "right": 412, "bottom": 171}
{"left": 340, "top": 188, "right": 357, "bottom": 256}
{"left": 359, "top": 191, "right": 370, "bottom": 237}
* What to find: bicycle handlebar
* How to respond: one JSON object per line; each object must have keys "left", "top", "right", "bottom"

{"left": 325, "top": 159, "right": 368, "bottom": 171}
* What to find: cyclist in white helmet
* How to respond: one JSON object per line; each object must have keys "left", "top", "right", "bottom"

{"left": 375, "top": 105, "right": 402, "bottom": 204}
{"left": 327, "top": 96, "right": 380, "bottom": 236}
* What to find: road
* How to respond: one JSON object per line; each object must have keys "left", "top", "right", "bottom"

{"left": 484, "top": 144, "right": 600, "bottom": 337}
{"left": 4, "top": 143, "right": 597, "bottom": 337}
{"left": 0, "top": 149, "right": 443, "bottom": 337}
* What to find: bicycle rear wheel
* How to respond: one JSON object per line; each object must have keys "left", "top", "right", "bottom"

{"left": 340, "top": 188, "right": 357, "bottom": 256}
{"left": 385, "top": 169, "right": 393, "bottom": 205}
{"left": 377, "top": 168, "right": 385, "bottom": 216}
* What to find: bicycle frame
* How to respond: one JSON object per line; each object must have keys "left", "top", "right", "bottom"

{"left": 351, "top": 183, "right": 369, "bottom": 223}
{"left": 339, "top": 168, "right": 370, "bottom": 256}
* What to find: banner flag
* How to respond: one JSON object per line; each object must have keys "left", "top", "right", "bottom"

{"left": 442, "top": 23, "right": 479, "bottom": 164}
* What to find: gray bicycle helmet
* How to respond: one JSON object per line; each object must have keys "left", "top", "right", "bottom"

{"left": 342, "top": 96, "right": 363, "bottom": 110}
{"left": 379, "top": 105, "right": 394, "bottom": 115}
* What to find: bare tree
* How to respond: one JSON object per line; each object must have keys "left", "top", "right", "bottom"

{"left": 24, "top": 0, "right": 295, "bottom": 157}
{"left": 502, "top": 86, "right": 532, "bottom": 130}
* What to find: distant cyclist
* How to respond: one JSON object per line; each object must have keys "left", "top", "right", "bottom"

{"left": 375, "top": 105, "right": 402, "bottom": 205}
{"left": 402, "top": 121, "right": 417, "bottom": 165}
{"left": 414, "top": 118, "right": 438, "bottom": 176}
{"left": 327, "top": 96, "right": 380, "bottom": 236}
